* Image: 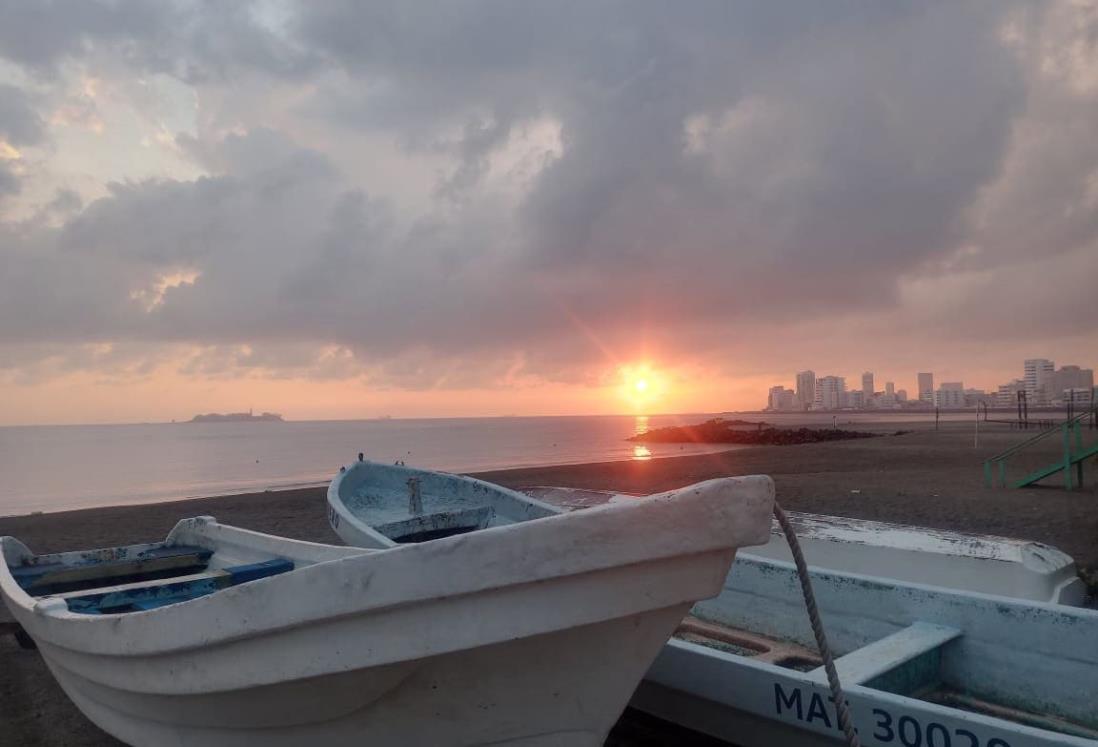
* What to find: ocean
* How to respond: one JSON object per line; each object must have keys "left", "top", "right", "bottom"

{"left": 0, "top": 414, "right": 729, "bottom": 516}
{"left": 0, "top": 410, "right": 978, "bottom": 517}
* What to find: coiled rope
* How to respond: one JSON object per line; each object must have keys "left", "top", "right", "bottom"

{"left": 773, "top": 501, "right": 860, "bottom": 747}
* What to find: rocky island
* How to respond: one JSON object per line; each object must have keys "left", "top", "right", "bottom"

{"left": 629, "top": 417, "right": 877, "bottom": 446}
{"left": 189, "top": 411, "right": 284, "bottom": 423}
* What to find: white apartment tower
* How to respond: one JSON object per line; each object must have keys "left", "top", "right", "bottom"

{"left": 1024, "top": 359, "right": 1055, "bottom": 406}
{"left": 862, "top": 372, "right": 874, "bottom": 402}
{"left": 796, "top": 370, "right": 816, "bottom": 410}
{"left": 934, "top": 382, "right": 965, "bottom": 409}
{"left": 815, "top": 376, "right": 846, "bottom": 410}
{"left": 917, "top": 372, "right": 934, "bottom": 403}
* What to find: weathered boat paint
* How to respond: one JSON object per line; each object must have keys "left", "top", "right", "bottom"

{"left": 635, "top": 557, "right": 1098, "bottom": 746}
{"left": 521, "top": 486, "right": 1088, "bottom": 605}
{"left": 4, "top": 467, "right": 775, "bottom": 746}
{"left": 329, "top": 459, "right": 561, "bottom": 548}
{"left": 523, "top": 485, "right": 1097, "bottom": 744}
{"left": 742, "top": 514, "right": 1086, "bottom": 606}
{"left": 11, "top": 544, "right": 214, "bottom": 595}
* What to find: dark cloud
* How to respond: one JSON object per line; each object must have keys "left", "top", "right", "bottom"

{"left": 0, "top": 1, "right": 1096, "bottom": 388}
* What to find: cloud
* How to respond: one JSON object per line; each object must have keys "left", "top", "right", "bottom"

{"left": 0, "top": 1, "right": 1096, "bottom": 405}
{"left": 0, "top": 0, "right": 315, "bottom": 81}
{"left": 0, "top": 84, "right": 45, "bottom": 145}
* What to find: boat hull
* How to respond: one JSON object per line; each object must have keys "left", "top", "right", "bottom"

{"left": 45, "top": 604, "right": 692, "bottom": 746}
{"left": 5, "top": 474, "right": 774, "bottom": 746}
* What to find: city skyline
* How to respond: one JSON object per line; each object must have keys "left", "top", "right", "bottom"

{"left": 766, "top": 357, "right": 1096, "bottom": 411}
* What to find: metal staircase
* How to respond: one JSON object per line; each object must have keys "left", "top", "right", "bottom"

{"left": 984, "top": 406, "right": 1098, "bottom": 489}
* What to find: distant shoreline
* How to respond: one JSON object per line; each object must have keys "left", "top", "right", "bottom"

{"left": 6, "top": 407, "right": 1081, "bottom": 429}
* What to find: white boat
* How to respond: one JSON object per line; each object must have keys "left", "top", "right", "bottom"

{"left": 523, "top": 486, "right": 1088, "bottom": 605}
{"left": 326, "top": 456, "right": 564, "bottom": 549}
{"left": 636, "top": 556, "right": 1098, "bottom": 746}
{"left": 3, "top": 465, "right": 774, "bottom": 747}
{"left": 524, "top": 486, "right": 1098, "bottom": 745}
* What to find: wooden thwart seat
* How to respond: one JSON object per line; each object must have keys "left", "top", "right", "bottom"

{"left": 807, "top": 622, "right": 961, "bottom": 695}
{"left": 375, "top": 506, "right": 493, "bottom": 543}
{"left": 12, "top": 545, "right": 213, "bottom": 596}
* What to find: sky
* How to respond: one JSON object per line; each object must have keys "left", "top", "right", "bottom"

{"left": 1, "top": 1, "right": 1097, "bottom": 425}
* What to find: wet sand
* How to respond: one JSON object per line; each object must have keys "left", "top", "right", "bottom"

{"left": 2, "top": 420, "right": 1095, "bottom": 745}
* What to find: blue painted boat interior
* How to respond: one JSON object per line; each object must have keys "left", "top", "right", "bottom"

{"left": 10, "top": 542, "right": 294, "bottom": 614}
{"left": 339, "top": 461, "right": 559, "bottom": 543}
{"left": 63, "top": 558, "right": 294, "bottom": 614}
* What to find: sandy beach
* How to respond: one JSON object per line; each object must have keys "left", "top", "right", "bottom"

{"left": 2, "top": 420, "right": 1096, "bottom": 745}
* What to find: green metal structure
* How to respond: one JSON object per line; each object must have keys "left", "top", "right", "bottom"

{"left": 984, "top": 406, "right": 1098, "bottom": 489}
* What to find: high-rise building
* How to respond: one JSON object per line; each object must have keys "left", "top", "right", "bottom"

{"left": 934, "top": 382, "right": 965, "bottom": 409}
{"left": 997, "top": 379, "right": 1025, "bottom": 407}
{"left": 1046, "top": 365, "right": 1094, "bottom": 404}
{"left": 885, "top": 381, "right": 895, "bottom": 396}
{"left": 795, "top": 370, "right": 816, "bottom": 410}
{"left": 861, "top": 372, "right": 874, "bottom": 403}
{"left": 1062, "top": 388, "right": 1093, "bottom": 407}
{"left": 815, "top": 376, "right": 846, "bottom": 410}
{"left": 1024, "top": 359, "right": 1055, "bottom": 406}
{"left": 767, "top": 386, "right": 797, "bottom": 411}
{"left": 964, "top": 388, "right": 993, "bottom": 407}
{"left": 917, "top": 372, "right": 934, "bottom": 403}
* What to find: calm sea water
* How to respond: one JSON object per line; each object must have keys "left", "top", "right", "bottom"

{"left": 0, "top": 414, "right": 723, "bottom": 516}
{"left": 0, "top": 411, "right": 974, "bottom": 517}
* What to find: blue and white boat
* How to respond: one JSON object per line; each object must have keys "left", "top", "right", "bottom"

{"left": 526, "top": 485, "right": 1098, "bottom": 746}
{"left": 636, "top": 556, "right": 1098, "bottom": 746}
{"left": 4, "top": 462, "right": 775, "bottom": 746}
{"left": 326, "top": 455, "right": 562, "bottom": 548}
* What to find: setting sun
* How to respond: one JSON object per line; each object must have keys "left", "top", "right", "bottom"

{"left": 618, "top": 364, "right": 664, "bottom": 413}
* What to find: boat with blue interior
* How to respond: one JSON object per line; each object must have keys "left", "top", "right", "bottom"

{"left": 3, "top": 462, "right": 775, "bottom": 746}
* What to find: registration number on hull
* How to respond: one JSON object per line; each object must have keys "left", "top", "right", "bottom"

{"left": 775, "top": 683, "right": 1014, "bottom": 747}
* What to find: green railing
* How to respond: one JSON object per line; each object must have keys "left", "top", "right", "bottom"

{"left": 983, "top": 406, "right": 1098, "bottom": 489}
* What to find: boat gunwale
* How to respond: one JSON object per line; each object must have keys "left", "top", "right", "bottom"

{"left": 2, "top": 477, "right": 776, "bottom": 658}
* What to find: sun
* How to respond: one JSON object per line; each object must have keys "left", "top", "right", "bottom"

{"left": 618, "top": 364, "right": 663, "bottom": 413}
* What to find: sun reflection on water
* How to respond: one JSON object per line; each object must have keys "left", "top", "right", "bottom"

{"left": 632, "top": 416, "right": 651, "bottom": 460}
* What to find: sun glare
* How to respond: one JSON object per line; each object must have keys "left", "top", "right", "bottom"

{"left": 618, "top": 364, "right": 663, "bottom": 413}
